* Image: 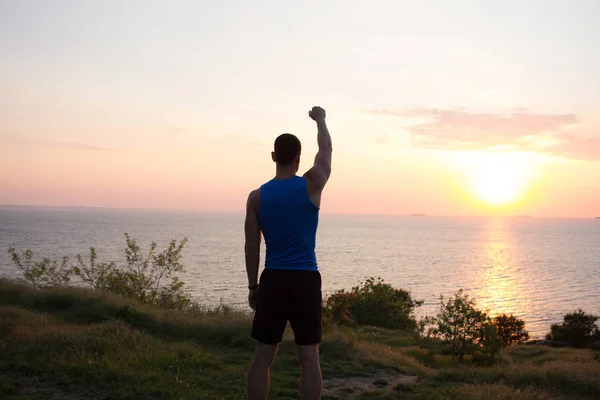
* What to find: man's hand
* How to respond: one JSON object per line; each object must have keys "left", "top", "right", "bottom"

{"left": 248, "top": 288, "right": 259, "bottom": 311}
{"left": 309, "top": 106, "right": 326, "bottom": 122}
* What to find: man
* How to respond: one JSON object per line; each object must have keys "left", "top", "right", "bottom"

{"left": 244, "top": 105, "right": 332, "bottom": 400}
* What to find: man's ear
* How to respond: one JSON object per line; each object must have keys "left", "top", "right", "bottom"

{"left": 271, "top": 152, "right": 276, "bottom": 162}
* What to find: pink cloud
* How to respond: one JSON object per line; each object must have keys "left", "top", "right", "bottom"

{"left": 545, "top": 134, "right": 600, "bottom": 162}
{"left": 369, "top": 108, "right": 600, "bottom": 161}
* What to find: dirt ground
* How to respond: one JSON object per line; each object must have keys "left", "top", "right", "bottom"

{"left": 323, "top": 371, "right": 422, "bottom": 399}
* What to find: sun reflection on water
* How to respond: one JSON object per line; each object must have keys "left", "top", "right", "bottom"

{"left": 473, "top": 218, "right": 530, "bottom": 324}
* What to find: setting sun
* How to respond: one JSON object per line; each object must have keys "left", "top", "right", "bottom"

{"left": 456, "top": 152, "right": 539, "bottom": 207}
{"left": 472, "top": 161, "right": 526, "bottom": 205}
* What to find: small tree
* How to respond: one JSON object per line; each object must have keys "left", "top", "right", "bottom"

{"left": 73, "top": 247, "right": 118, "bottom": 291}
{"left": 415, "top": 315, "right": 439, "bottom": 354}
{"left": 348, "top": 277, "right": 423, "bottom": 330}
{"left": 322, "top": 277, "right": 423, "bottom": 331}
{"left": 419, "top": 289, "right": 500, "bottom": 361}
{"left": 494, "top": 314, "right": 530, "bottom": 347}
{"left": 8, "top": 233, "right": 191, "bottom": 310}
{"left": 8, "top": 248, "right": 73, "bottom": 289}
{"left": 480, "top": 321, "right": 503, "bottom": 357}
{"left": 546, "top": 309, "right": 599, "bottom": 348}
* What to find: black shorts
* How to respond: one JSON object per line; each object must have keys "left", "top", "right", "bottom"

{"left": 251, "top": 268, "right": 322, "bottom": 346}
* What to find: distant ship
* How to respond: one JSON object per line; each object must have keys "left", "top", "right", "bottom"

{"left": 411, "top": 213, "right": 426, "bottom": 217}
{"left": 596, "top": 217, "right": 600, "bottom": 220}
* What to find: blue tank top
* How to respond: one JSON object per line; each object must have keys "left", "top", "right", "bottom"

{"left": 258, "top": 176, "right": 319, "bottom": 271}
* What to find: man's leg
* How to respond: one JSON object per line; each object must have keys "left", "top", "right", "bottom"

{"left": 289, "top": 270, "right": 323, "bottom": 400}
{"left": 248, "top": 269, "right": 287, "bottom": 399}
{"left": 297, "top": 344, "right": 322, "bottom": 400}
{"left": 247, "top": 342, "right": 279, "bottom": 400}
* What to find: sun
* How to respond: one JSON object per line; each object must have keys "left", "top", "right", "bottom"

{"left": 472, "top": 162, "right": 523, "bottom": 205}
{"left": 465, "top": 152, "right": 536, "bottom": 207}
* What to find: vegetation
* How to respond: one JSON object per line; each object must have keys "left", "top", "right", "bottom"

{"left": 322, "top": 277, "right": 423, "bottom": 331}
{"left": 8, "top": 233, "right": 192, "bottom": 310}
{"left": 416, "top": 289, "right": 502, "bottom": 361}
{"left": 546, "top": 309, "right": 600, "bottom": 348}
{"left": 1, "top": 279, "right": 600, "bottom": 399}
{"left": 3, "top": 238, "right": 600, "bottom": 399}
{"left": 494, "top": 314, "right": 530, "bottom": 347}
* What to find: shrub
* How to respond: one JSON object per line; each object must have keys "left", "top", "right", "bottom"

{"left": 480, "top": 322, "right": 503, "bottom": 358}
{"left": 349, "top": 277, "right": 423, "bottom": 330}
{"left": 8, "top": 233, "right": 191, "bottom": 310}
{"left": 8, "top": 248, "right": 73, "bottom": 289}
{"left": 494, "top": 314, "right": 530, "bottom": 347}
{"left": 322, "top": 288, "right": 355, "bottom": 328}
{"left": 546, "top": 309, "right": 599, "bottom": 348}
{"left": 323, "top": 277, "right": 422, "bottom": 331}
{"left": 417, "top": 289, "right": 501, "bottom": 361}
{"left": 415, "top": 315, "right": 439, "bottom": 355}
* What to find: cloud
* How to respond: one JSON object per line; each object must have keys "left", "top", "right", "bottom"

{"left": 368, "top": 108, "right": 600, "bottom": 161}
{"left": 544, "top": 134, "right": 600, "bottom": 162}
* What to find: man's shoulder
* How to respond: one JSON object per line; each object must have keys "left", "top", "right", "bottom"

{"left": 247, "top": 187, "right": 261, "bottom": 209}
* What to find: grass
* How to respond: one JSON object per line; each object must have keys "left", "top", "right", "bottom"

{"left": 1, "top": 279, "right": 599, "bottom": 399}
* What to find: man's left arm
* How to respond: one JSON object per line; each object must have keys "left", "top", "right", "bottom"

{"left": 244, "top": 190, "right": 261, "bottom": 294}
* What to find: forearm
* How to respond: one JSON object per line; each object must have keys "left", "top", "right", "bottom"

{"left": 245, "top": 245, "right": 260, "bottom": 286}
{"left": 316, "top": 119, "right": 332, "bottom": 151}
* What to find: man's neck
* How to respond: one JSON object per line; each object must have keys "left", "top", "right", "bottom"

{"left": 274, "top": 166, "right": 297, "bottom": 180}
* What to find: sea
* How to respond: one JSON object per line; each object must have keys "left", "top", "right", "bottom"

{"left": 1, "top": 206, "right": 599, "bottom": 339}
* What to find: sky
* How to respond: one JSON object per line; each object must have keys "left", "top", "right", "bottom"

{"left": 1, "top": 0, "right": 599, "bottom": 217}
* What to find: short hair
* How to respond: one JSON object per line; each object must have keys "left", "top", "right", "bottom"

{"left": 274, "top": 133, "right": 301, "bottom": 166}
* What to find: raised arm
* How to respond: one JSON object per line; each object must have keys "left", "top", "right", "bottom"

{"left": 244, "top": 189, "right": 261, "bottom": 309}
{"left": 304, "top": 106, "right": 333, "bottom": 201}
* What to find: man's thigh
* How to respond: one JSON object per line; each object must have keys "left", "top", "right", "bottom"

{"left": 251, "top": 269, "right": 288, "bottom": 344}
{"left": 288, "top": 271, "right": 322, "bottom": 345}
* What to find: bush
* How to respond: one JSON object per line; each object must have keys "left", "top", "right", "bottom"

{"left": 8, "top": 249, "right": 72, "bottom": 289}
{"left": 546, "top": 309, "right": 599, "bottom": 348}
{"left": 417, "top": 289, "right": 501, "bottom": 361}
{"left": 322, "top": 288, "right": 355, "bottom": 328}
{"left": 8, "top": 233, "right": 192, "bottom": 310}
{"left": 494, "top": 314, "right": 530, "bottom": 347}
{"left": 323, "top": 277, "right": 422, "bottom": 331}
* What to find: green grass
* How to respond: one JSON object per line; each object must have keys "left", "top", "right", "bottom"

{"left": 1, "top": 279, "right": 599, "bottom": 400}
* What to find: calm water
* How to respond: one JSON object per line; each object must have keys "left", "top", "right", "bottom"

{"left": 1, "top": 207, "right": 599, "bottom": 339}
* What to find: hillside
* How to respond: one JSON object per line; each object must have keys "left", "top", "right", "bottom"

{"left": 0, "top": 279, "right": 598, "bottom": 399}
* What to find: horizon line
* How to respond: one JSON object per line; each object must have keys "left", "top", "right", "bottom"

{"left": 0, "top": 204, "right": 597, "bottom": 220}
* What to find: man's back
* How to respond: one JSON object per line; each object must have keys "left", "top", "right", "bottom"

{"left": 258, "top": 176, "right": 319, "bottom": 271}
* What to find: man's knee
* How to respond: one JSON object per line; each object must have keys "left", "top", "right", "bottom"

{"left": 253, "top": 342, "right": 279, "bottom": 368}
{"left": 297, "top": 344, "right": 320, "bottom": 369}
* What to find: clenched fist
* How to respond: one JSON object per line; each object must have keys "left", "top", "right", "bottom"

{"left": 309, "top": 106, "right": 326, "bottom": 121}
